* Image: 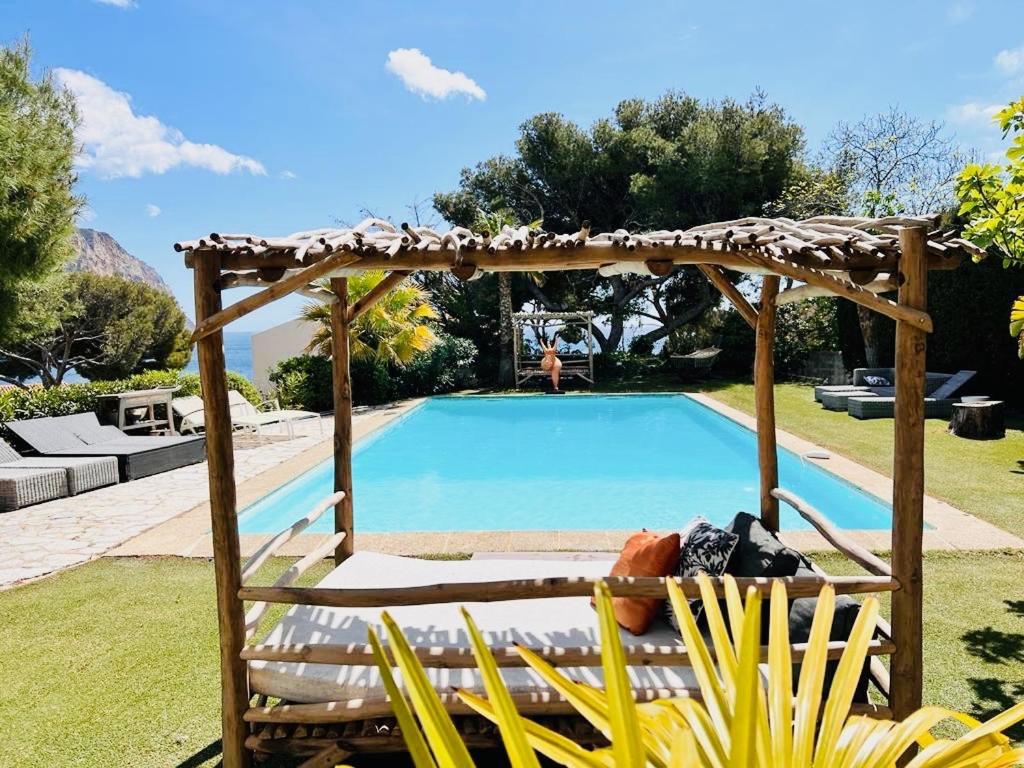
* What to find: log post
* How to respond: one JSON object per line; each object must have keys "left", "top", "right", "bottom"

{"left": 194, "top": 253, "right": 251, "bottom": 768}
{"left": 755, "top": 275, "right": 781, "bottom": 530}
{"left": 330, "top": 277, "right": 354, "bottom": 564}
{"left": 891, "top": 227, "right": 927, "bottom": 722}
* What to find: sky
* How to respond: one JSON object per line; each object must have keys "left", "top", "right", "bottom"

{"left": 4, "top": 0, "right": 1023, "bottom": 332}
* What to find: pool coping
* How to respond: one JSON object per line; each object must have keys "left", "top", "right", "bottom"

{"left": 111, "top": 391, "right": 1023, "bottom": 560}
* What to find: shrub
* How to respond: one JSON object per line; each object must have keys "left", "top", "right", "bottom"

{"left": 0, "top": 369, "right": 257, "bottom": 424}
{"left": 268, "top": 333, "right": 479, "bottom": 411}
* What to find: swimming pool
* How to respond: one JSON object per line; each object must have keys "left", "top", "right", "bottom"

{"left": 238, "top": 394, "right": 894, "bottom": 533}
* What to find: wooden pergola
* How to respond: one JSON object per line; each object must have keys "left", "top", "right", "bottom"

{"left": 175, "top": 216, "right": 979, "bottom": 767}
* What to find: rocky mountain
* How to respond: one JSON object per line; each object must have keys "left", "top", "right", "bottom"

{"left": 68, "top": 228, "right": 172, "bottom": 294}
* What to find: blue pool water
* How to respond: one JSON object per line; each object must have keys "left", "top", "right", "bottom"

{"left": 237, "top": 395, "right": 894, "bottom": 533}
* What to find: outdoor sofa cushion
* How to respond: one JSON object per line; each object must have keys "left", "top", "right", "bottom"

{"left": 249, "top": 552, "right": 703, "bottom": 705}
{"left": 725, "top": 511, "right": 804, "bottom": 578}
{"left": 602, "top": 530, "right": 681, "bottom": 634}
{"left": 667, "top": 518, "right": 738, "bottom": 630}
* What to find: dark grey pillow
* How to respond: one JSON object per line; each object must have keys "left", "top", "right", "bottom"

{"left": 788, "top": 562, "right": 870, "bottom": 703}
{"left": 666, "top": 519, "right": 738, "bottom": 631}
{"left": 725, "top": 512, "right": 804, "bottom": 578}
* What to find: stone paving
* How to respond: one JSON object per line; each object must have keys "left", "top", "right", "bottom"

{"left": 0, "top": 416, "right": 335, "bottom": 587}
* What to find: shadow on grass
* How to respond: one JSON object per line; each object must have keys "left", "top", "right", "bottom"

{"left": 175, "top": 739, "right": 221, "bottom": 768}
{"left": 967, "top": 678, "right": 1024, "bottom": 742}
{"left": 961, "top": 595, "right": 1024, "bottom": 741}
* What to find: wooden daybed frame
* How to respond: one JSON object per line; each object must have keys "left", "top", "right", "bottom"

{"left": 512, "top": 310, "right": 595, "bottom": 388}
{"left": 175, "top": 217, "right": 979, "bottom": 767}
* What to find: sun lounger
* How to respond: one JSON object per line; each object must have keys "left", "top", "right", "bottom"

{"left": 173, "top": 392, "right": 322, "bottom": 439}
{"left": 249, "top": 551, "right": 701, "bottom": 706}
{"left": 6, "top": 413, "right": 205, "bottom": 482}
{"left": 0, "top": 439, "right": 118, "bottom": 495}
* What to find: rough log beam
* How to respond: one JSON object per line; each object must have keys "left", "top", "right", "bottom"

{"left": 185, "top": 244, "right": 959, "bottom": 277}
{"left": 890, "top": 226, "right": 928, "bottom": 723}
{"left": 194, "top": 252, "right": 251, "bottom": 768}
{"left": 775, "top": 276, "right": 898, "bottom": 306}
{"left": 755, "top": 276, "right": 780, "bottom": 530}
{"left": 772, "top": 488, "right": 892, "bottom": 577}
{"left": 330, "top": 278, "right": 354, "bottom": 564}
{"left": 238, "top": 574, "right": 898, "bottom": 609}
{"left": 241, "top": 637, "right": 896, "bottom": 668}
{"left": 346, "top": 271, "right": 411, "bottom": 322}
{"left": 697, "top": 264, "right": 758, "bottom": 329}
{"left": 741, "top": 253, "right": 933, "bottom": 332}
{"left": 191, "top": 252, "right": 359, "bottom": 342}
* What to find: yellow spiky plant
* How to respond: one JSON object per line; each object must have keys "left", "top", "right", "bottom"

{"left": 354, "top": 574, "right": 1024, "bottom": 768}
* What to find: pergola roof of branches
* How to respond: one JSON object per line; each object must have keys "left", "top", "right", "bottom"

{"left": 176, "top": 214, "right": 977, "bottom": 344}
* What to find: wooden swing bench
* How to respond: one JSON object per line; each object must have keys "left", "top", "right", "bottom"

{"left": 174, "top": 214, "right": 975, "bottom": 766}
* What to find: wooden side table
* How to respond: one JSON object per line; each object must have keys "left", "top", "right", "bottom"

{"left": 949, "top": 401, "right": 1004, "bottom": 440}
{"left": 97, "top": 386, "right": 180, "bottom": 435}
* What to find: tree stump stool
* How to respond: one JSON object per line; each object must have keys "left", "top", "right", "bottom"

{"left": 949, "top": 401, "right": 1004, "bottom": 439}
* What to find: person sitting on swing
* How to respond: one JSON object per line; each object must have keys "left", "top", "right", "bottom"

{"left": 539, "top": 336, "right": 562, "bottom": 391}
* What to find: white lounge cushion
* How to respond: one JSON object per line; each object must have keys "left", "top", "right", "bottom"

{"left": 249, "top": 551, "right": 700, "bottom": 704}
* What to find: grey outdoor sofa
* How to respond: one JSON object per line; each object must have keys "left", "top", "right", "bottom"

{"left": 7, "top": 413, "right": 206, "bottom": 482}
{"left": 0, "top": 465, "right": 67, "bottom": 511}
{"left": 0, "top": 439, "right": 119, "bottom": 497}
{"left": 846, "top": 370, "right": 977, "bottom": 420}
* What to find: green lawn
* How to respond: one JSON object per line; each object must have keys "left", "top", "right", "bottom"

{"left": 2, "top": 552, "right": 1022, "bottom": 766}
{"left": 695, "top": 381, "right": 1024, "bottom": 535}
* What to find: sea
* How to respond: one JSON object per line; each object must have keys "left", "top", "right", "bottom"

{"left": 50, "top": 331, "right": 254, "bottom": 385}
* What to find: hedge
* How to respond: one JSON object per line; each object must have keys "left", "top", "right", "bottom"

{"left": 0, "top": 370, "right": 261, "bottom": 424}
{"left": 269, "top": 333, "right": 478, "bottom": 411}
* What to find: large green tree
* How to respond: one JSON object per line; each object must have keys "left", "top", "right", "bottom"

{"left": 0, "top": 39, "right": 82, "bottom": 337}
{"left": 434, "top": 90, "right": 804, "bottom": 353}
{"left": 0, "top": 273, "right": 191, "bottom": 387}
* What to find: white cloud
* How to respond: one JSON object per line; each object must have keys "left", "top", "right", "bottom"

{"left": 995, "top": 45, "right": 1024, "bottom": 74}
{"left": 279, "top": 169, "right": 297, "bottom": 180}
{"left": 53, "top": 68, "right": 266, "bottom": 179}
{"left": 385, "top": 48, "right": 485, "bottom": 101}
{"left": 946, "top": 1, "right": 974, "bottom": 23}
{"left": 145, "top": 203, "right": 161, "bottom": 217}
{"left": 93, "top": 0, "right": 136, "bottom": 7}
{"left": 947, "top": 101, "right": 1002, "bottom": 127}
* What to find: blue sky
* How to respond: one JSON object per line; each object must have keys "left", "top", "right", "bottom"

{"left": 4, "top": 0, "right": 1023, "bottom": 331}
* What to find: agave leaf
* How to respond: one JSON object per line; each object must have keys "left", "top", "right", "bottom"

{"left": 722, "top": 575, "right": 746, "bottom": 656}
{"left": 861, "top": 707, "right": 960, "bottom": 768}
{"left": 668, "top": 724, "right": 701, "bottom": 768}
{"left": 457, "top": 689, "right": 610, "bottom": 768}
{"left": 516, "top": 644, "right": 614, "bottom": 740}
{"left": 814, "top": 596, "right": 881, "bottom": 766}
{"left": 380, "top": 611, "right": 475, "bottom": 768}
{"left": 922, "top": 701, "right": 1024, "bottom": 768}
{"left": 666, "top": 699, "right": 728, "bottom": 768}
{"left": 697, "top": 572, "right": 738, "bottom": 689}
{"left": 593, "top": 581, "right": 653, "bottom": 768}
{"left": 728, "top": 587, "right": 762, "bottom": 767}
{"left": 367, "top": 627, "right": 438, "bottom": 768}
{"left": 982, "top": 747, "right": 1024, "bottom": 767}
{"left": 768, "top": 580, "right": 793, "bottom": 768}
{"left": 666, "top": 579, "right": 732, "bottom": 741}
{"left": 460, "top": 608, "right": 541, "bottom": 768}
{"left": 792, "top": 585, "right": 835, "bottom": 767}
{"left": 833, "top": 716, "right": 894, "bottom": 768}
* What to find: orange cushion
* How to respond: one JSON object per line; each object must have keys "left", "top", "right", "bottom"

{"left": 598, "top": 530, "right": 681, "bottom": 635}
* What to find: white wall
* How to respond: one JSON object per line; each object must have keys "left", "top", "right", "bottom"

{"left": 251, "top": 317, "right": 319, "bottom": 394}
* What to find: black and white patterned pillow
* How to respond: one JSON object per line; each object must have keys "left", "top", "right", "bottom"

{"left": 666, "top": 518, "right": 739, "bottom": 631}
{"left": 863, "top": 375, "right": 891, "bottom": 386}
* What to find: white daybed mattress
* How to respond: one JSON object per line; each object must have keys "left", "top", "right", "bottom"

{"left": 249, "top": 551, "right": 698, "bottom": 704}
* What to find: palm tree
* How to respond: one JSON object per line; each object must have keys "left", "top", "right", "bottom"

{"left": 302, "top": 271, "right": 438, "bottom": 365}
{"left": 473, "top": 208, "right": 542, "bottom": 388}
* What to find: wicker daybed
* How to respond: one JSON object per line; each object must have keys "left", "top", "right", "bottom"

{"left": 174, "top": 215, "right": 978, "bottom": 766}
